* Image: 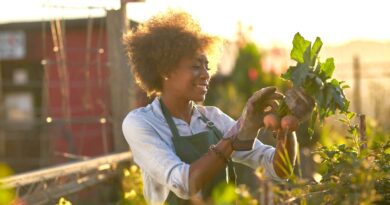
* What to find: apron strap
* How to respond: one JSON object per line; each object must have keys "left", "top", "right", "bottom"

{"left": 195, "top": 105, "right": 237, "bottom": 184}
{"left": 160, "top": 99, "right": 237, "bottom": 184}
{"left": 195, "top": 106, "right": 223, "bottom": 140}
{"left": 159, "top": 98, "right": 181, "bottom": 138}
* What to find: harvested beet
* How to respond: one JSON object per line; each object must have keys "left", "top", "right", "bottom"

{"left": 263, "top": 113, "right": 281, "bottom": 130}
{"left": 281, "top": 115, "right": 299, "bottom": 131}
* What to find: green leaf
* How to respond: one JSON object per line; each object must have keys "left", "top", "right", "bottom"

{"left": 212, "top": 183, "right": 237, "bottom": 205}
{"left": 314, "top": 63, "right": 321, "bottom": 74}
{"left": 320, "top": 58, "right": 335, "bottom": 79}
{"left": 330, "top": 79, "right": 340, "bottom": 87}
{"left": 328, "top": 80, "right": 348, "bottom": 110}
{"left": 385, "top": 147, "right": 390, "bottom": 154}
{"left": 290, "top": 63, "right": 310, "bottom": 87}
{"left": 302, "top": 77, "right": 314, "bottom": 95}
{"left": 281, "top": 66, "right": 295, "bottom": 80}
{"left": 343, "top": 100, "right": 350, "bottom": 112}
{"left": 352, "top": 127, "right": 358, "bottom": 137}
{"left": 326, "top": 150, "right": 337, "bottom": 158}
{"left": 319, "top": 106, "right": 327, "bottom": 121}
{"left": 338, "top": 118, "right": 348, "bottom": 123}
{"left": 282, "top": 64, "right": 311, "bottom": 87}
{"left": 324, "top": 85, "right": 333, "bottom": 108}
{"left": 347, "top": 112, "right": 356, "bottom": 120}
{"left": 342, "top": 85, "right": 350, "bottom": 89}
{"left": 291, "top": 32, "right": 311, "bottom": 63}
{"left": 314, "top": 77, "right": 324, "bottom": 89}
{"left": 310, "top": 37, "right": 323, "bottom": 66}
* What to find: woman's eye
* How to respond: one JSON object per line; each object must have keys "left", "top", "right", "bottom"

{"left": 192, "top": 65, "right": 210, "bottom": 70}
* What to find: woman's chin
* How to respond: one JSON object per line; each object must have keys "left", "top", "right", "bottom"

{"left": 193, "top": 95, "right": 206, "bottom": 102}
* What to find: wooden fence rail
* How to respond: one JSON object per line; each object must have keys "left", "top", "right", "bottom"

{"left": 0, "top": 151, "right": 132, "bottom": 205}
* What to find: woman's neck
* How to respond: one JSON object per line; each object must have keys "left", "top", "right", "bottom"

{"left": 160, "top": 95, "right": 193, "bottom": 124}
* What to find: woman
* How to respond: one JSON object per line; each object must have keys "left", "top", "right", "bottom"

{"left": 122, "top": 10, "right": 298, "bottom": 205}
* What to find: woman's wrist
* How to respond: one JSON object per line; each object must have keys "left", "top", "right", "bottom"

{"left": 218, "top": 138, "right": 234, "bottom": 156}
{"left": 207, "top": 138, "right": 233, "bottom": 163}
{"left": 209, "top": 145, "right": 229, "bottom": 163}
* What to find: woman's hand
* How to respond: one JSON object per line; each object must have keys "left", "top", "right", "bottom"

{"left": 225, "top": 87, "right": 283, "bottom": 150}
{"left": 240, "top": 87, "right": 283, "bottom": 137}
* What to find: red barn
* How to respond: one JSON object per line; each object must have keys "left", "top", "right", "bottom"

{"left": 0, "top": 18, "right": 144, "bottom": 173}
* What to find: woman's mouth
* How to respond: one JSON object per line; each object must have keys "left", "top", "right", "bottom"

{"left": 195, "top": 84, "right": 208, "bottom": 92}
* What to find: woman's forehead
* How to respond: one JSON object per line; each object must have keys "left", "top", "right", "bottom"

{"left": 180, "top": 53, "right": 208, "bottom": 65}
{"left": 194, "top": 53, "right": 208, "bottom": 63}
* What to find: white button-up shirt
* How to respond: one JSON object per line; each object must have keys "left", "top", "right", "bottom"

{"left": 122, "top": 98, "right": 281, "bottom": 205}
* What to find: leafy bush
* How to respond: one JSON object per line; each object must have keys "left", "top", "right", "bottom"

{"left": 117, "top": 165, "right": 147, "bottom": 205}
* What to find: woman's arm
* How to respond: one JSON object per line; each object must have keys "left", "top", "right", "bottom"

{"left": 123, "top": 112, "right": 235, "bottom": 198}
{"left": 188, "top": 138, "right": 233, "bottom": 195}
{"left": 123, "top": 115, "right": 192, "bottom": 199}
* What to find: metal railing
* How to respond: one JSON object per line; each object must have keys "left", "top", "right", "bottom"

{"left": 0, "top": 151, "right": 132, "bottom": 205}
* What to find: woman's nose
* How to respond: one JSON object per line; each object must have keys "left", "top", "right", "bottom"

{"left": 200, "top": 65, "right": 210, "bottom": 80}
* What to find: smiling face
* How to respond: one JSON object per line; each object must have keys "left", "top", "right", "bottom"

{"left": 162, "top": 53, "right": 211, "bottom": 102}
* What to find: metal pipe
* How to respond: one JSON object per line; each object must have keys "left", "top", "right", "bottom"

{"left": 0, "top": 151, "right": 131, "bottom": 188}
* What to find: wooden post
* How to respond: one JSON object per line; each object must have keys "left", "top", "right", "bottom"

{"left": 0, "top": 60, "right": 4, "bottom": 156}
{"left": 359, "top": 114, "right": 367, "bottom": 150}
{"left": 39, "top": 21, "right": 50, "bottom": 168}
{"left": 353, "top": 56, "right": 362, "bottom": 114}
{"left": 106, "top": 2, "right": 135, "bottom": 152}
{"left": 259, "top": 179, "right": 274, "bottom": 205}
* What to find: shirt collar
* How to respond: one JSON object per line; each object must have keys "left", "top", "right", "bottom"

{"left": 150, "top": 97, "right": 202, "bottom": 125}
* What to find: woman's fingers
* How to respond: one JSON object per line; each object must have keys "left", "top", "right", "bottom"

{"left": 245, "top": 87, "right": 285, "bottom": 122}
{"left": 253, "top": 86, "right": 277, "bottom": 96}
{"left": 270, "top": 92, "right": 284, "bottom": 100}
{"left": 262, "top": 100, "right": 279, "bottom": 113}
{"left": 251, "top": 93, "right": 284, "bottom": 111}
{"left": 247, "top": 87, "right": 286, "bottom": 110}
{"left": 250, "top": 89, "right": 283, "bottom": 105}
{"left": 250, "top": 87, "right": 276, "bottom": 103}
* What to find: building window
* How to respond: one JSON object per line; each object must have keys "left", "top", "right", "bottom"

{"left": 4, "top": 92, "right": 34, "bottom": 124}
{"left": 13, "top": 68, "right": 28, "bottom": 85}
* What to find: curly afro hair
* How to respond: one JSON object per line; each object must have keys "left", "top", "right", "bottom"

{"left": 123, "top": 10, "right": 221, "bottom": 96}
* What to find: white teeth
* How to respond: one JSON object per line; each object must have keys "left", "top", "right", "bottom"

{"left": 196, "top": 85, "right": 207, "bottom": 89}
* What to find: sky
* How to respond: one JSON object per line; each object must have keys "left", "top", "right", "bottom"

{"left": 0, "top": 0, "right": 390, "bottom": 47}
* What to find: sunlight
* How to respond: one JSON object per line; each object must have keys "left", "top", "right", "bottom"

{"left": 0, "top": 0, "right": 389, "bottom": 47}
{"left": 125, "top": 0, "right": 390, "bottom": 47}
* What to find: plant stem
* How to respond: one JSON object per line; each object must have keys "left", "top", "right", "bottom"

{"left": 277, "top": 100, "right": 290, "bottom": 117}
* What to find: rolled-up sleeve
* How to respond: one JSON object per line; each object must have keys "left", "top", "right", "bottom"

{"left": 122, "top": 114, "right": 191, "bottom": 199}
{"left": 231, "top": 139, "right": 282, "bottom": 181}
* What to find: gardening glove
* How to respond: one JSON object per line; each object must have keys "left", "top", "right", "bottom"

{"left": 225, "top": 87, "right": 283, "bottom": 151}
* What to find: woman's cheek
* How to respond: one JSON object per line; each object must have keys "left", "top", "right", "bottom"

{"left": 192, "top": 69, "right": 200, "bottom": 76}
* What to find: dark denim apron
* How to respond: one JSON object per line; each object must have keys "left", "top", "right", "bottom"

{"left": 159, "top": 99, "right": 235, "bottom": 205}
